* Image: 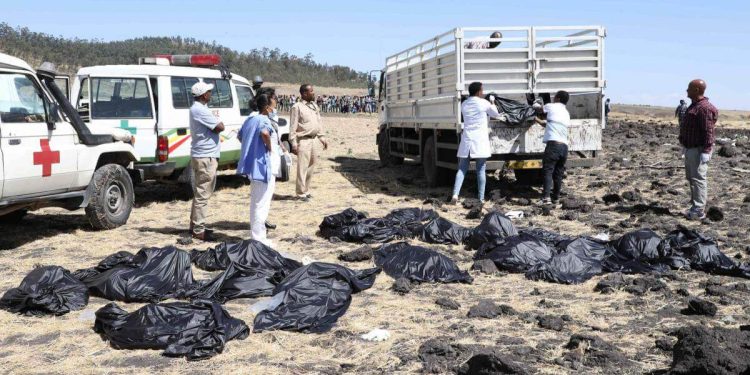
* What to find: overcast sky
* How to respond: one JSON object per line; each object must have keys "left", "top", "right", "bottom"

{"left": 3, "top": 0, "right": 748, "bottom": 110}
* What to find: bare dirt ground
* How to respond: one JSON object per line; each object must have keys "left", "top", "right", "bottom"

{"left": 2, "top": 111, "right": 750, "bottom": 374}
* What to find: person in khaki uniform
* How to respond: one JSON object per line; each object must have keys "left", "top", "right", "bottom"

{"left": 290, "top": 84, "right": 328, "bottom": 200}
{"left": 188, "top": 81, "right": 225, "bottom": 240}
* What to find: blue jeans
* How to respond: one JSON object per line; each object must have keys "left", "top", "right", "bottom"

{"left": 452, "top": 157, "right": 486, "bottom": 201}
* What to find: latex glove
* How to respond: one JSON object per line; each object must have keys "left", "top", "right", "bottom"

{"left": 497, "top": 113, "right": 508, "bottom": 122}
{"left": 488, "top": 95, "right": 495, "bottom": 103}
{"left": 700, "top": 152, "right": 711, "bottom": 164}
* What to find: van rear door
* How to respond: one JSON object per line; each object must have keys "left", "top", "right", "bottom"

{"left": 78, "top": 75, "right": 156, "bottom": 160}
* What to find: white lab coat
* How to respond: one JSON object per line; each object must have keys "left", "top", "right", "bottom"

{"left": 457, "top": 96, "right": 501, "bottom": 158}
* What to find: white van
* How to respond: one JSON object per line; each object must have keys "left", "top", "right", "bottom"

{"left": 71, "top": 54, "right": 289, "bottom": 186}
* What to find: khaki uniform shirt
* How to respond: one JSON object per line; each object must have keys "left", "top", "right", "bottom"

{"left": 289, "top": 100, "right": 325, "bottom": 146}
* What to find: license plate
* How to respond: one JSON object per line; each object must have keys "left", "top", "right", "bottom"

{"left": 506, "top": 160, "right": 542, "bottom": 169}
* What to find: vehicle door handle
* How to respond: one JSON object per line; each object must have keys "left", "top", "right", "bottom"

{"left": 8, "top": 139, "right": 21, "bottom": 145}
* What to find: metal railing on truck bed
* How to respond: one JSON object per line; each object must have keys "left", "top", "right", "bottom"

{"left": 384, "top": 26, "right": 606, "bottom": 128}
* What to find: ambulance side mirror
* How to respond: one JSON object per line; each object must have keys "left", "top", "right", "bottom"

{"left": 44, "top": 100, "right": 58, "bottom": 131}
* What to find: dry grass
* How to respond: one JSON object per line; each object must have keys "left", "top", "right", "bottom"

{"left": 0, "top": 114, "right": 746, "bottom": 374}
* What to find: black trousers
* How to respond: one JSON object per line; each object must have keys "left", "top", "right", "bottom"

{"left": 542, "top": 141, "right": 568, "bottom": 200}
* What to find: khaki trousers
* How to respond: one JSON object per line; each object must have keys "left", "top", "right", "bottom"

{"left": 190, "top": 157, "right": 218, "bottom": 234}
{"left": 296, "top": 138, "right": 319, "bottom": 196}
{"left": 684, "top": 147, "right": 708, "bottom": 211}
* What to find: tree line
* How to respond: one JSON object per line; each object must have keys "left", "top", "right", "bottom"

{"left": 0, "top": 23, "right": 369, "bottom": 88}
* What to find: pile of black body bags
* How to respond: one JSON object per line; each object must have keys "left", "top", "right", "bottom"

{"left": 0, "top": 240, "right": 380, "bottom": 360}
{"left": 2, "top": 207, "right": 748, "bottom": 360}
{"left": 320, "top": 207, "right": 750, "bottom": 285}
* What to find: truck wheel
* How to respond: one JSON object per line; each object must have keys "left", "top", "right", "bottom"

{"left": 85, "top": 164, "right": 134, "bottom": 229}
{"left": 378, "top": 129, "right": 404, "bottom": 167}
{"left": 514, "top": 169, "right": 544, "bottom": 185}
{"left": 423, "top": 135, "right": 450, "bottom": 187}
{"left": 0, "top": 209, "right": 27, "bottom": 224}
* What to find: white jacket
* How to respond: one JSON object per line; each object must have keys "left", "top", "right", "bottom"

{"left": 457, "top": 96, "right": 501, "bottom": 158}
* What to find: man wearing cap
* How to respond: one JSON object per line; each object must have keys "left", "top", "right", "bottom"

{"left": 290, "top": 84, "right": 328, "bottom": 201}
{"left": 189, "top": 81, "right": 225, "bottom": 240}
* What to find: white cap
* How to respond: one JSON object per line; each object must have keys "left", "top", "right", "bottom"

{"left": 191, "top": 81, "right": 214, "bottom": 97}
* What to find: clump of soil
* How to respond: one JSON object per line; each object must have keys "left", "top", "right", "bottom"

{"left": 338, "top": 245, "right": 373, "bottom": 262}
{"left": 681, "top": 298, "right": 717, "bottom": 317}
{"left": 467, "top": 299, "right": 516, "bottom": 319}
{"left": 668, "top": 326, "right": 750, "bottom": 374}
{"left": 562, "top": 334, "right": 633, "bottom": 371}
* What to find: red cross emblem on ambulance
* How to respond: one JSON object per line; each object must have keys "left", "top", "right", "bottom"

{"left": 33, "top": 139, "right": 60, "bottom": 177}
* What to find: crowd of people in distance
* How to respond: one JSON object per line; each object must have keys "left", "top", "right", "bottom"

{"left": 277, "top": 94, "right": 378, "bottom": 114}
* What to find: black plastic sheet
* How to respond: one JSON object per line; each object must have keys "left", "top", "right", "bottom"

{"left": 602, "top": 229, "right": 671, "bottom": 274}
{"left": 475, "top": 232, "right": 555, "bottom": 272}
{"left": 319, "top": 208, "right": 462, "bottom": 245}
{"left": 94, "top": 299, "right": 249, "bottom": 360}
{"left": 189, "top": 262, "right": 284, "bottom": 302}
{"left": 385, "top": 207, "right": 439, "bottom": 233}
{"left": 190, "top": 239, "right": 302, "bottom": 273}
{"left": 466, "top": 212, "right": 518, "bottom": 250}
{"left": 419, "top": 217, "right": 472, "bottom": 245}
{"left": 664, "top": 227, "right": 750, "bottom": 278}
{"left": 0, "top": 266, "right": 88, "bottom": 316}
{"left": 492, "top": 97, "right": 537, "bottom": 126}
{"left": 253, "top": 262, "right": 380, "bottom": 333}
{"left": 75, "top": 246, "right": 194, "bottom": 302}
{"left": 526, "top": 252, "right": 603, "bottom": 284}
{"left": 374, "top": 242, "right": 473, "bottom": 284}
{"left": 319, "top": 208, "right": 411, "bottom": 243}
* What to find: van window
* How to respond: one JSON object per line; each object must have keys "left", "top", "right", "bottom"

{"left": 203, "top": 78, "right": 233, "bottom": 108}
{"left": 0, "top": 73, "right": 47, "bottom": 123}
{"left": 171, "top": 77, "right": 199, "bottom": 109}
{"left": 236, "top": 85, "right": 254, "bottom": 116}
{"left": 91, "top": 77, "right": 153, "bottom": 119}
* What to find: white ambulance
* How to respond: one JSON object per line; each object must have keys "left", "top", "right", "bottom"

{"left": 0, "top": 53, "right": 139, "bottom": 229}
{"left": 71, "top": 54, "right": 289, "bottom": 187}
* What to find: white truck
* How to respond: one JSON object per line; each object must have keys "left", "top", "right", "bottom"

{"left": 0, "top": 53, "right": 139, "bottom": 228}
{"left": 71, "top": 55, "right": 289, "bottom": 189}
{"left": 376, "top": 26, "right": 606, "bottom": 186}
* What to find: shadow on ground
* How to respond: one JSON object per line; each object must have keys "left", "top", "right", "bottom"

{"left": 136, "top": 226, "right": 244, "bottom": 243}
{"left": 330, "top": 155, "right": 541, "bottom": 203}
{"left": 134, "top": 174, "right": 250, "bottom": 207}
{"left": 0, "top": 213, "right": 93, "bottom": 250}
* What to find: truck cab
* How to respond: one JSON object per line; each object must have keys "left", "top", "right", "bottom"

{"left": 71, "top": 55, "right": 289, "bottom": 188}
{"left": 0, "top": 53, "right": 139, "bottom": 229}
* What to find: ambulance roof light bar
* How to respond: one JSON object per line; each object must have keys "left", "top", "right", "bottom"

{"left": 152, "top": 54, "right": 222, "bottom": 67}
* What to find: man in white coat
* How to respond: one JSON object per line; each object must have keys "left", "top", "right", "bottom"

{"left": 451, "top": 81, "right": 503, "bottom": 204}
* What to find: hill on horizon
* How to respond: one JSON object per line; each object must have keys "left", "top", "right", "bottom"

{"left": 0, "top": 22, "right": 369, "bottom": 89}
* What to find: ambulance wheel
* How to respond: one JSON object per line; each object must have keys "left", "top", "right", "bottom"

{"left": 423, "top": 135, "right": 450, "bottom": 187}
{"left": 0, "top": 209, "right": 27, "bottom": 225}
{"left": 513, "top": 169, "right": 544, "bottom": 185}
{"left": 378, "top": 129, "right": 404, "bottom": 167}
{"left": 86, "top": 164, "right": 134, "bottom": 229}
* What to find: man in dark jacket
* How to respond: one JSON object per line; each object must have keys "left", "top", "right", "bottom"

{"left": 678, "top": 79, "right": 718, "bottom": 221}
